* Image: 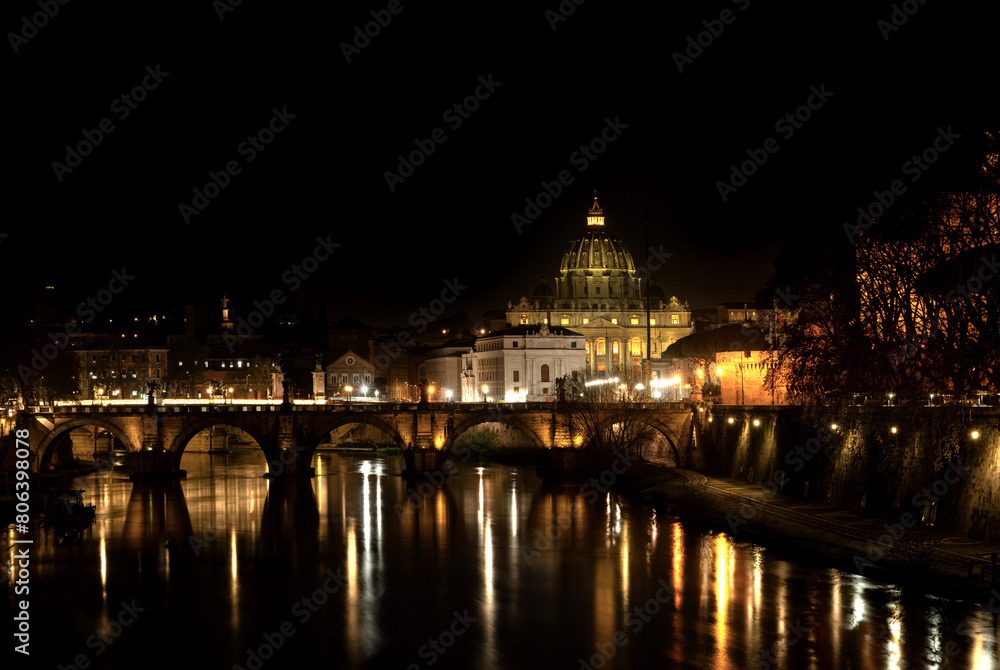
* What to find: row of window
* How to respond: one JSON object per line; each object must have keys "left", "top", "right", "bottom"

{"left": 521, "top": 315, "right": 681, "bottom": 326}
{"left": 90, "top": 369, "right": 160, "bottom": 379}
{"left": 176, "top": 360, "right": 250, "bottom": 369}
{"left": 332, "top": 373, "right": 371, "bottom": 386}
{"left": 90, "top": 353, "right": 163, "bottom": 364}
{"left": 510, "top": 366, "right": 552, "bottom": 382}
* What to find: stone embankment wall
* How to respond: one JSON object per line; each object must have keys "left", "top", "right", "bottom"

{"left": 700, "top": 405, "right": 999, "bottom": 537}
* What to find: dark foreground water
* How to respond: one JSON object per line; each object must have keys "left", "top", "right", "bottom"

{"left": 4, "top": 451, "right": 1000, "bottom": 669}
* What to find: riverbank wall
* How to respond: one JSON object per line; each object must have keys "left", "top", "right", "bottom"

{"left": 698, "top": 404, "right": 1000, "bottom": 538}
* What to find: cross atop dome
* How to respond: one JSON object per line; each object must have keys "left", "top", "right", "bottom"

{"left": 586, "top": 190, "right": 604, "bottom": 226}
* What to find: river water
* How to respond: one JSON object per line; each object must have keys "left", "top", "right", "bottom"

{"left": 4, "top": 451, "right": 1000, "bottom": 669}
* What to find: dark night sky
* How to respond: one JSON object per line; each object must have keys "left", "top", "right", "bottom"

{"left": 5, "top": 1, "right": 997, "bottom": 328}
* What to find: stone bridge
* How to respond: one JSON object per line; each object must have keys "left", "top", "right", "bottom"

{"left": 10, "top": 401, "right": 697, "bottom": 478}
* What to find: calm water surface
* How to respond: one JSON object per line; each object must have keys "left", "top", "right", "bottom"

{"left": 4, "top": 451, "right": 1000, "bottom": 669}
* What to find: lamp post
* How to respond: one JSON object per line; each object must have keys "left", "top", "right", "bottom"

{"left": 446, "top": 389, "right": 452, "bottom": 403}
{"left": 345, "top": 385, "right": 353, "bottom": 407}
{"left": 482, "top": 384, "right": 489, "bottom": 402}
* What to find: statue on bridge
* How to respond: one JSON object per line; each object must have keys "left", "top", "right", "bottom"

{"left": 146, "top": 380, "right": 159, "bottom": 406}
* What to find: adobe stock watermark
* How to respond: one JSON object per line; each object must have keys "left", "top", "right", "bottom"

{"left": 886, "top": 255, "right": 999, "bottom": 372}
{"left": 405, "top": 608, "right": 478, "bottom": 669}
{"left": 234, "top": 567, "right": 347, "bottom": 670}
{"left": 544, "top": 0, "right": 586, "bottom": 31}
{"left": 577, "top": 577, "right": 676, "bottom": 669}
{"left": 877, "top": 0, "right": 928, "bottom": 41}
{"left": 213, "top": 0, "right": 244, "bottom": 21}
{"left": 621, "top": 241, "right": 673, "bottom": 302}
{"left": 383, "top": 74, "right": 501, "bottom": 192}
{"left": 18, "top": 268, "right": 135, "bottom": 384}
{"left": 671, "top": 0, "right": 751, "bottom": 73}
{"left": 510, "top": 116, "right": 629, "bottom": 233}
{"left": 7, "top": 0, "right": 71, "bottom": 54}
{"left": 57, "top": 600, "right": 146, "bottom": 670}
{"left": 367, "top": 278, "right": 469, "bottom": 394}
{"left": 853, "top": 459, "right": 969, "bottom": 576}
{"left": 716, "top": 84, "right": 834, "bottom": 202}
{"left": 179, "top": 106, "right": 297, "bottom": 224}
{"left": 51, "top": 65, "right": 170, "bottom": 183}
{"left": 340, "top": 0, "right": 415, "bottom": 63}
{"left": 223, "top": 236, "right": 338, "bottom": 352}
{"left": 393, "top": 468, "right": 451, "bottom": 519}
{"left": 843, "top": 126, "right": 961, "bottom": 244}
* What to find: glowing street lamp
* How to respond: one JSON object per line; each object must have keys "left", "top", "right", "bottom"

{"left": 445, "top": 389, "right": 453, "bottom": 402}
{"left": 345, "top": 385, "right": 353, "bottom": 405}
{"left": 482, "top": 385, "right": 489, "bottom": 402}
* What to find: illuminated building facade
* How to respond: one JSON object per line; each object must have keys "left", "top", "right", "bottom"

{"left": 506, "top": 194, "right": 692, "bottom": 377}
{"left": 461, "top": 324, "right": 586, "bottom": 402}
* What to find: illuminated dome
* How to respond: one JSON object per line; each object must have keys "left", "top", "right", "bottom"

{"left": 554, "top": 193, "right": 641, "bottom": 306}
{"left": 559, "top": 195, "right": 636, "bottom": 273}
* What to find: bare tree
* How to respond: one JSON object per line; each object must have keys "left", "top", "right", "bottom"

{"left": 562, "top": 371, "right": 660, "bottom": 467}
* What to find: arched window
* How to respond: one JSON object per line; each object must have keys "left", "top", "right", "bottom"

{"left": 596, "top": 339, "right": 606, "bottom": 355}
{"left": 540, "top": 365, "right": 550, "bottom": 382}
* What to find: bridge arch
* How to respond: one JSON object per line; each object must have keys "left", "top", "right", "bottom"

{"left": 36, "top": 418, "right": 137, "bottom": 469}
{"left": 309, "top": 414, "right": 407, "bottom": 449}
{"left": 585, "top": 412, "right": 687, "bottom": 468}
{"left": 645, "top": 417, "right": 686, "bottom": 467}
{"left": 166, "top": 416, "right": 272, "bottom": 470}
{"left": 442, "top": 411, "right": 547, "bottom": 453}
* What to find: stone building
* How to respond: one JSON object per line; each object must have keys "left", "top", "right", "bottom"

{"left": 460, "top": 324, "right": 586, "bottom": 402}
{"left": 74, "top": 344, "right": 168, "bottom": 401}
{"left": 325, "top": 349, "right": 375, "bottom": 397}
{"left": 505, "top": 194, "right": 691, "bottom": 378}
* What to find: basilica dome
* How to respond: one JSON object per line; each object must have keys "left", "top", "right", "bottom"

{"left": 559, "top": 196, "right": 636, "bottom": 273}
{"left": 552, "top": 194, "right": 643, "bottom": 306}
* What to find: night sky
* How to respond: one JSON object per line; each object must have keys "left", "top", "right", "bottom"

{"left": 6, "top": 1, "right": 997, "bottom": 328}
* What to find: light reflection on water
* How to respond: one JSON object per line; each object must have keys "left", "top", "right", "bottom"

{"left": 4, "top": 450, "right": 999, "bottom": 669}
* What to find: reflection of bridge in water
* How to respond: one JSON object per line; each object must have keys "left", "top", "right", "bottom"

{"left": 17, "top": 402, "right": 696, "bottom": 477}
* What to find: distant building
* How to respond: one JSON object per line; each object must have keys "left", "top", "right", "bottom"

{"left": 461, "top": 324, "right": 586, "bottom": 402}
{"left": 506, "top": 193, "right": 691, "bottom": 377}
{"left": 369, "top": 333, "right": 410, "bottom": 401}
{"left": 418, "top": 338, "right": 475, "bottom": 402}
{"left": 75, "top": 345, "right": 168, "bottom": 401}
{"left": 717, "top": 302, "right": 763, "bottom": 325}
{"left": 325, "top": 349, "right": 375, "bottom": 397}
{"left": 716, "top": 350, "right": 788, "bottom": 405}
